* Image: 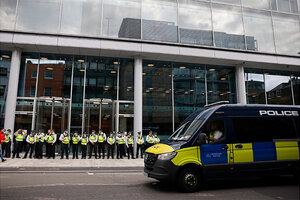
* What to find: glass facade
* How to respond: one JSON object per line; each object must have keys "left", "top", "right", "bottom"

{"left": 245, "top": 69, "right": 299, "bottom": 105}
{"left": 1, "top": 0, "right": 299, "bottom": 56}
{"left": 0, "top": 51, "right": 11, "bottom": 128}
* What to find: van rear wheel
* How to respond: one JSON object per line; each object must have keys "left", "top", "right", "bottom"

{"left": 177, "top": 167, "right": 201, "bottom": 192}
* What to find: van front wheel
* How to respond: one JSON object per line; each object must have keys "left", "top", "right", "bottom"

{"left": 177, "top": 167, "right": 201, "bottom": 192}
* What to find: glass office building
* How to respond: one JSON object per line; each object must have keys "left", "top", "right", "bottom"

{"left": 0, "top": 0, "right": 299, "bottom": 139}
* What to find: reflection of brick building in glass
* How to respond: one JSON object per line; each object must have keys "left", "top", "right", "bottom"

{"left": 25, "top": 61, "right": 65, "bottom": 97}
{"left": 246, "top": 79, "right": 265, "bottom": 104}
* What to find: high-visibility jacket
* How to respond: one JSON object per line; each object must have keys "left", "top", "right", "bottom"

{"left": 72, "top": 136, "right": 79, "bottom": 144}
{"left": 127, "top": 137, "right": 133, "bottom": 145}
{"left": 98, "top": 134, "right": 105, "bottom": 143}
{"left": 39, "top": 134, "right": 45, "bottom": 143}
{"left": 28, "top": 135, "right": 35, "bottom": 143}
{"left": 147, "top": 136, "right": 154, "bottom": 144}
{"left": 48, "top": 135, "right": 54, "bottom": 144}
{"left": 16, "top": 133, "right": 23, "bottom": 142}
{"left": 62, "top": 136, "right": 69, "bottom": 144}
{"left": 108, "top": 137, "right": 114, "bottom": 144}
{"left": 118, "top": 137, "right": 125, "bottom": 145}
{"left": 90, "top": 135, "right": 97, "bottom": 143}
{"left": 137, "top": 137, "right": 143, "bottom": 145}
{"left": 81, "top": 137, "right": 88, "bottom": 145}
{"left": 4, "top": 134, "right": 10, "bottom": 143}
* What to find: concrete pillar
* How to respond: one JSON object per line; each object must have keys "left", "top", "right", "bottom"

{"left": 134, "top": 56, "right": 143, "bottom": 156}
{"left": 235, "top": 64, "right": 247, "bottom": 104}
{"left": 4, "top": 48, "right": 22, "bottom": 132}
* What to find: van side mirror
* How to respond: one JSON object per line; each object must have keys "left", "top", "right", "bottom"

{"left": 195, "top": 133, "right": 207, "bottom": 145}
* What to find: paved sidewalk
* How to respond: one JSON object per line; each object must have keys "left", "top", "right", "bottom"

{"left": 0, "top": 157, "right": 144, "bottom": 168}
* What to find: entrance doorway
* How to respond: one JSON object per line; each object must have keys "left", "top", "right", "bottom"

{"left": 84, "top": 98, "right": 113, "bottom": 134}
{"left": 35, "top": 96, "right": 70, "bottom": 133}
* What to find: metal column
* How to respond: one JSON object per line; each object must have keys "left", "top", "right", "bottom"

{"left": 235, "top": 64, "right": 247, "bottom": 104}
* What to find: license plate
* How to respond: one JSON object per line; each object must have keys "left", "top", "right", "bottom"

{"left": 143, "top": 172, "right": 148, "bottom": 177}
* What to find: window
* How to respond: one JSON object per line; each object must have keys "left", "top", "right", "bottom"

{"left": 233, "top": 117, "right": 297, "bottom": 143}
{"left": 30, "top": 85, "right": 36, "bottom": 97}
{"left": 0, "top": 85, "right": 5, "bottom": 97}
{"left": 201, "top": 119, "right": 225, "bottom": 143}
{"left": 0, "top": 67, "right": 8, "bottom": 76}
{"left": 44, "top": 70, "right": 53, "bottom": 79}
{"left": 44, "top": 87, "right": 52, "bottom": 96}
{"left": 31, "top": 70, "right": 37, "bottom": 79}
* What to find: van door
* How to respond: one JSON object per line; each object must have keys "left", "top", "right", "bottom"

{"left": 199, "top": 118, "right": 233, "bottom": 179}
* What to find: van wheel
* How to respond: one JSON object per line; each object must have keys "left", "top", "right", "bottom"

{"left": 177, "top": 167, "right": 201, "bottom": 192}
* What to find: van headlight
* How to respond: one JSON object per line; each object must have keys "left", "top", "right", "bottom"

{"left": 157, "top": 152, "right": 177, "bottom": 160}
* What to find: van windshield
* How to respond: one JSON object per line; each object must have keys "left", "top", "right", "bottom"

{"left": 168, "top": 119, "right": 204, "bottom": 141}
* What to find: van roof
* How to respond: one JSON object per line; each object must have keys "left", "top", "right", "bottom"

{"left": 186, "top": 104, "right": 300, "bottom": 121}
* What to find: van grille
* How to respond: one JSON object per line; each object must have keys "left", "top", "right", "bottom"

{"left": 144, "top": 153, "right": 157, "bottom": 166}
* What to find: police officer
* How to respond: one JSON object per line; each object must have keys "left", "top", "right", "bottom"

{"left": 12, "top": 129, "right": 26, "bottom": 158}
{"left": 45, "top": 129, "right": 51, "bottom": 158}
{"left": 208, "top": 122, "right": 223, "bottom": 143}
{"left": 36, "top": 130, "right": 45, "bottom": 159}
{"left": 116, "top": 132, "right": 126, "bottom": 159}
{"left": 146, "top": 130, "right": 155, "bottom": 149}
{"left": 23, "top": 130, "right": 36, "bottom": 159}
{"left": 107, "top": 132, "right": 115, "bottom": 159}
{"left": 80, "top": 132, "right": 88, "bottom": 159}
{"left": 59, "top": 130, "right": 70, "bottom": 159}
{"left": 3, "top": 129, "right": 11, "bottom": 158}
{"left": 97, "top": 129, "right": 106, "bottom": 159}
{"left": 89, "top": 130, "right": 98, "bottom": 159}
{"left": 46, "top": 129, "right": 57, "bottom": 159}
{"left": 154, "top": 132, "right": 160, "bottom": 144}
{"left": 72, "top": 131, "right": 80, "bottom": 159}
{"left": 126, "top": 132, "right": 134, "bottom": 159}
{"left": 136, "top": 131, "right": 144, "bottom": 159}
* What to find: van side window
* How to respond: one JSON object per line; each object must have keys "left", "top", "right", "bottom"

{"left": 232, "top": 117, "right": 297, "bottom": 143}
{"left": 203, "top": 119, "right": 225, "bottom": 143}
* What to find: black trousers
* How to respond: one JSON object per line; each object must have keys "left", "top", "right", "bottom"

{"left": 81, "top": 145, "right": 87, "bottom": 158}
{"left": 13, "top": 141, "right": 22, "bottom": 158}
{"left": 48, "top": 144, "right": 55, "bottom": 158}
{"left": 37, "top": 142, "right": 44, "bottom": 158}
{"left": 34, "top": 142, "right": 39, "bottom": 158}
{"left": 98, "top": 143, "right": 105, "bottom": 159}
{"left": 45, "top": 143, "right": 50, "bottom": 158}
{"left": 61, "top": 143, "right": 69, "bottom": 159}
{"left": 127, "top": 144, "right": 134, "bottom": 159}
{"left": 107, "top": 144, "right": 114, "bottom": 159}
{"left": 24, "top": 143, "right": 34, "bottom": 158}
{"left": 72, "top": 144, "right": 79, "bottom": 159}
{"left": 89, "top": 144, "right": 97, "bottom": 158}
{"left": 136, "top": 144, "right": 144, "bottom": 158}
{"left": 117, "top": 144, "right": 125, "bottom": 159}
{"left": 3, "top": 142, "right": 11, "bottom": 157}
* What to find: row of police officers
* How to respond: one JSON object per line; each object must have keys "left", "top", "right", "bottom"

{"left": 2, "top": 128, "right": 160, "bottom": 159}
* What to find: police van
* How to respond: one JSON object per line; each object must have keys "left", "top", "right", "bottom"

{"left": 144, "top": 104, "right": 300, "bottom": 192}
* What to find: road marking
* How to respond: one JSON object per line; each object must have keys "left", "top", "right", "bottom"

{"left": 0, "top": 170, "right": 142, "bottom": 174}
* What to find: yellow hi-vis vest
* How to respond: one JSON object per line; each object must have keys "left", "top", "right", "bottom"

{"left": 62, "top": 136, "right": 69, "bottom": 144}
{"left": 29, "top": 135, "right": 35, "bottom": 143}
{"left": 81, "top": 138, "right": 87, "bottom": 145}
{"left": 4, "top": 134, "right": 10, "bottom": 143}
{"left": 118, "top": 138, "right": 125, "bottom": 144}
{"left": 90, "top": 135, "right": 96, "bottom": 142}
{"left": 137, "top": 137, "right": 143, "bottom": 145}
{"left": 16, "top": 133, "right": 23, "bottom": 142}
{"left": 72, "top": 136, "right": 79, "bottom": 144}
{"left": 39, "top": 134, "right": 45, "bottom": 143}
{"left": 98, "top": 134, "right": 105, "bottom": 143}
{"left": 147, "top": 136, "right": 154, "bottom": 144}
{"left": 127, "top": 137, "right": 133, "bottom": 145}
{"left": 48, "top": 135, "right": 54, "bottom": 144}
{"left": 108, "top": 137, "right": 114, "bottom": 144}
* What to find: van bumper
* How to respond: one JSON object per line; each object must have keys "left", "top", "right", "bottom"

{"left": 144, "top": 159, "right": 180, "bottom": 182}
